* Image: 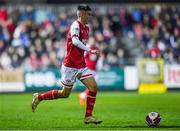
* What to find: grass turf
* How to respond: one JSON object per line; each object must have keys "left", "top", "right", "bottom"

{"left": 0, "top": 92, "right": 180, "bottom": 130}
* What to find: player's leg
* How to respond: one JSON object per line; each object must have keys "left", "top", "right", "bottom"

{"left": 32, "top": 86, "right": 72, "bottom": 112}
{"left": 80, "top": 76, "right": 102, "bottom": 124}
{"left": 32, "top": 65, "right": 76, "bottom": 112}
{"left": 38, "top": 86, "right": 72, "bottom": 100}
{"left": 79, "top": 70, "right": 96, "bottom": 106}
{"left": 81, "top": 76, "right": 97, "bottom": 116}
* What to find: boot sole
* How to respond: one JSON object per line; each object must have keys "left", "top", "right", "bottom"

{"left": 84, "top": 121, "right": 102, "bottom": 124}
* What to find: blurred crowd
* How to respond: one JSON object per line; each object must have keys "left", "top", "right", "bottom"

{"left": 0, "top": 4, "right": 179, "bottom": 70}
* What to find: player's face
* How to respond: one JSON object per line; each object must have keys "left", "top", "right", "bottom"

{"left": 82, "top": 11, "right": 92, "bottom": 24}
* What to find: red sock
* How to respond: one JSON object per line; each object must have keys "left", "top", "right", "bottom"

{"left": 38, "top": 90, "right": 59, "bottom": 101}
{"left": 85, "top": 90, "right": 97, "bottom": 117}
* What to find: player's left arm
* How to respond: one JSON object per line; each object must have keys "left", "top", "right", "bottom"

{"left": 70, "top": 22, "right": 91, "bottom": 52}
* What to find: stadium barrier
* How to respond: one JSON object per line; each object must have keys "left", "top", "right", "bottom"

{"left": 124, "top": 66, "right": 138, "bottom": 90}
{"left": 0, "top": 69, "right": 25, "bottom": 92}
{"left": 23, "top": 67, "right": 125, "bottom": 91}
{"left": 137, "top": 58, "right": 164, "bottom": 83}
{"left": 137, "top": 58, "right": 166, "bottom": 94}
{"left": 24, "top": 68, "right": 61, "bottom": 92}
{"left": 164, "top": 65, "right": 180, "bottom": 88}
{"left": 1, "top": 63, "right": 180, "bottom": 92}
{"left": 74, "top": 67, "right": 124, "bottom": 91}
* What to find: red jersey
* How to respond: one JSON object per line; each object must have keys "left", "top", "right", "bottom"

{"left": 63, "top": 20, "right": 89, "bottom": 68}
{"left": 85, "top": 46, "right": 99, "bottom": 71}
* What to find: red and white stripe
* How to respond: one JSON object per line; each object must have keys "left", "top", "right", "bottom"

{"left": 87, "top": 95, "right": 96, "bottom": 98}
{"left": 79, "top": 74, "right": 93, "bottom": 80}
{"left": 61, "top": 81, "right": 73, "bottom": 87}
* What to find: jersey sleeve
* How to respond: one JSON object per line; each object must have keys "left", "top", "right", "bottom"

{"left": 70, "top": 21, "right": 80, "bottom": 38}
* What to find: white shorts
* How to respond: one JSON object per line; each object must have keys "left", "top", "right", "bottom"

{"left": 61, "top": 65, "right": 93, "bottom": 87}
{"left": 88, "top": 69, "right": 99, "bottom": 81}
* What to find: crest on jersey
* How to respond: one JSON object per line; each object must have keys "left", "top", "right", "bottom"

{"left": 75, "top": 27, "right": 79, "bottom": 31}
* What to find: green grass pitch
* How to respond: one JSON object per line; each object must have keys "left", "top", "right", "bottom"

{"left": 0, "top": 92, "right": 180, "bottom": 130}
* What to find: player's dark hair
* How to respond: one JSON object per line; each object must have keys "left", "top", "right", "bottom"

{"left": 77, "top": 4, "right": 91, "bottom": 11}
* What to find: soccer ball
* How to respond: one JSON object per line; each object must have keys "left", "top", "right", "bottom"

{"left": 145, "top": 112, "right": 161, "bottom": 127}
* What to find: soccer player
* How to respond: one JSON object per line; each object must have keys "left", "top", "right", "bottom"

{"left": 31, "top": 5, "right": 102, "bottom": 124}
{"left": 79, "top": 37, "right": 100, "bottom": 106}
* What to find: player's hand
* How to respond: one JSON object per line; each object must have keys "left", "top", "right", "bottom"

{"left": 90, "top": 49, "right": 100, "bottom": 55}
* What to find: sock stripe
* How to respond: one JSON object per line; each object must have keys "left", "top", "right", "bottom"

{"left": 52, "top": 90, "right": 55, "bottom": 99}
{"left": 87, "top": 95, "right": 96, "bottom": 98}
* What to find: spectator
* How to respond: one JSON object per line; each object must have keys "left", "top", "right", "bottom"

{"left": 148, "top": 39, "right": 161, "bottom": 58}
{"left": 0, "top": 5, "right": 179, "bottom": 70}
